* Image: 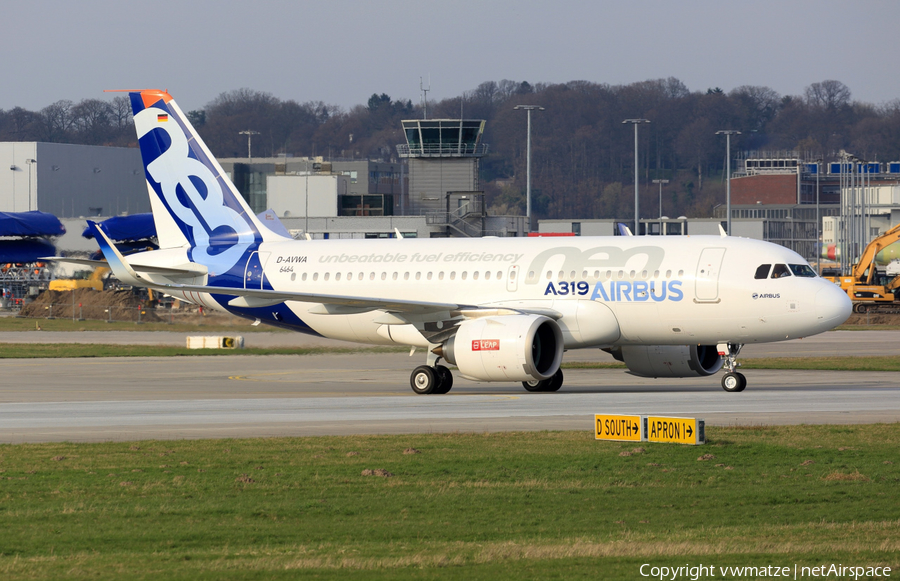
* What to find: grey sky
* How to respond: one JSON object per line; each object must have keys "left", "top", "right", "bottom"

{"left": 4, "top": 0, "right": 899, "bottom": 113}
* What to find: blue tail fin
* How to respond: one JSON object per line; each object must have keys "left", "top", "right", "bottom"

{"left": 128, "top": 90, "right": 286, "bottom": 278}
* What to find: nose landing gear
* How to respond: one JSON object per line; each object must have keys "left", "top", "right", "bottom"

{"left": 719, "top": 342, "right": 747, "bottom": 392}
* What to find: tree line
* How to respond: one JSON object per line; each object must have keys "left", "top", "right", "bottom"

{"left": 3, "top": 79, "right": 899, "bottom": 221}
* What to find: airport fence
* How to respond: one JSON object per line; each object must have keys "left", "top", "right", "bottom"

{"left": 11, "top": 301, "right": 216, "bottom": 325}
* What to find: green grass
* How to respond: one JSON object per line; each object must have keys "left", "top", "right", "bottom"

{"left": 0, "top": 316, "right": 288, "bottom": 333}
{"left": 0, "top": 426, "right": 898, "bottom": 579}
{"left": 0, "top": 343, "right": 897, "bottom": 371}
{"left": 0, "top": 343, "right": 405, "bottom": 358}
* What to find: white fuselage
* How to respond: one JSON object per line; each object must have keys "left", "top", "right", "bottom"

{"left": 156, "top": 234, "right": 850, "bottom": 350}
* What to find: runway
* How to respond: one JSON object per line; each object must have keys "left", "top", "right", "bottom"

{"left": 1, "top": 340, "right": 898, "bottom": 442}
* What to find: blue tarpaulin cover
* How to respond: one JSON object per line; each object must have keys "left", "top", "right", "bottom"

{"left": 0, "top": 211, "right": 66, "bottom": 237}
{"left": 82, "top": 213, "right": 156, "bottom": 242}
{"left": 0, "top": 239, "right": 57, "bottom": 263}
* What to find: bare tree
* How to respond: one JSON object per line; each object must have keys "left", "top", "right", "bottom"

{"left": 805, "top": 80, "right": 851, "bottom": 110}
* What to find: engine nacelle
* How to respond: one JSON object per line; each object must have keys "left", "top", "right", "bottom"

{"left": 441, "top": 315, "right": 563, "bottom": 382}
{"left": 614, "top": 345, "right": 722, "bottom": 378}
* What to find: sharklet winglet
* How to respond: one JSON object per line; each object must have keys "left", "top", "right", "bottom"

{"left": 87, "top": 221, "right": 146, "bottom": 287}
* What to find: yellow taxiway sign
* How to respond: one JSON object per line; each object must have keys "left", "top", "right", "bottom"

{"left": 595, "top": 414, "right": 643, "bottom": 442}
{"left": 645, "top": 416, "right": 705, "bottom": 445}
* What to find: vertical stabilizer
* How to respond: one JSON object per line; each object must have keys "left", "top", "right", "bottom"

{"left": 128, "top": 90, "right": 288, "bottom": 278}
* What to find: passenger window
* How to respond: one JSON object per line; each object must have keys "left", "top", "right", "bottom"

{"left": 558, "top": 270, "right": 565, "bottom": 279}
{"left": 358, "top": 272, "right": 364, "bottom": 281}
{"left": 392, "top": 272, "right": 398, "bottom": 280}
{"left": 439, "top": 272, "right": 444, "bottom": 280}
{"left": 450, "top": 272, "right": 456, "bottom": 280}
{"left": 498, "top": 271, "right": 504, "bottom": 280}
{"left": 462, "top": 271, "right": 468, "bottom": 280}
{"left": 771, "top": 264, "right": 792, "bottom": 279}
{"left": 473, "top": 271, "right": 480, "bottom": 280}
{"left": 335, "top": 273, "right": 341, "bottom": 281}
{"left": 313, "top": 273, "right": 318, "bottom": 281}
{"left": 485, "top": 271, "right": 491, "bottom": 280}
{"left": 381, "top": 272, "right": 386, "bottom": 280}
{"left": 403, "top": 272, "right": 409, "bottom": 280}
{"left": 755, "top": 264, "right": 771, "bottom": 279}
{"left": 369, "top": 272, "right": 374, "bottom": 280}
{"left": 546, "top": 271, "right": 552, "bottom": 280}
{"left": 324, "top": 273, "right": 330, "bottom": 281}
{"left": 427, "top": 272, "right": 433, "bottom": 280}
{"left": 302, "top": 273, "right": 308, "bottom": 282}
{"left": 415, "top": 272, "right": 421, "bottom": 280}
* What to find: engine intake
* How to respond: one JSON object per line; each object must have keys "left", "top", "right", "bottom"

{"left": 440, "top": 315, "right": 563, "bottom": 382}
{"left": 612, "top": 344, "right": 722, "bottom": 378}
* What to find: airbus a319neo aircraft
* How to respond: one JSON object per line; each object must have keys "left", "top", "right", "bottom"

{"left": 74, "top": 90, "right": 852, "bottom": 395}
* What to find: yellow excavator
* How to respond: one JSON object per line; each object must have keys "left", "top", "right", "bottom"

{"left": 824, "top": 223, "right": 900, "bottom": 313}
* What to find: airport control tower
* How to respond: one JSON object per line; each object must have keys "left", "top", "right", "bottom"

{"left": 397, "top": 119, "right": 488, "bottom": 236}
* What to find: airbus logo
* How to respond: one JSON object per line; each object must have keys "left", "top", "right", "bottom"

{"left": 591, "top": 280, "right": 684, "bottom": 302}
{"left": 753, "top": 293, "right": 781, "bottom": 299}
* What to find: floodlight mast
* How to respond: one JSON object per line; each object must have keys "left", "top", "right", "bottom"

{"left": 716, "top": 130, "right": 741, "bottom": 235}
{"left": 515, "top": 105, "right": 545, "bottom": 230}
{"left": 624, "top": 119, "right": 650, "bottom": 234}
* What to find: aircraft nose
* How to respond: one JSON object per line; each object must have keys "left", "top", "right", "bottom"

{"left": 815, "top": 282, "right": 852, "bottom": 328}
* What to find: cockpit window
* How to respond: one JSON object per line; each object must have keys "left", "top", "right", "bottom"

{"left": 754, "top": 264, "right": 771, "bottom": 279}
{"left": 789, "top": 264, "right": 817, "bottom": 278}
{"left": 771, "top": 264, "right": 792, "bottom": 279}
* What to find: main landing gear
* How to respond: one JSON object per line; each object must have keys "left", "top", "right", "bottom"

{"left": 522, "top": 368, "right": 564, "bottom": 392}
{"left": 719, "top": 342, "right": 747, "bottom": 393}
{"left": 410, "top": 364, "right": 453, "bottom": 395}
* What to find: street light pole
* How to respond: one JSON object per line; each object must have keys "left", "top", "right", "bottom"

{"left": 514, "top": 105, "right": 544, "bottom": 230}
{"left": 623, "top": 119, "right": 650, "bottom": 234}
{"left": 815, "top": 157, "right": 822, "bottom": 275}
{"left": 239, "top": 130, "right": 260, "bottom": 161}
{"left": 652, "top": 178, "right": 669, "bottom": 234}
{"left": 716, "top": 130, "right": 741, "bottom": 235}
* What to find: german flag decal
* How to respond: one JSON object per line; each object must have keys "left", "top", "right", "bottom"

{"left": 157, "top": 114, "right": 168, "bottom": 122}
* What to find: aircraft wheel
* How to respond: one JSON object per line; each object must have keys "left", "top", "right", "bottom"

{"left": 522, "top": 378, "right": 545, "bottom": 392}
{"left": 721, "top": 372, "right": 747, "bottom": 393}
{"left": 522, "top": 368, "right": 564, "bottom": 393}
{"left": 433, "top": 365, "right": 453, "bottom": 394}
{"left": 545, "top": 368, "right": 564, "bottom": 392}
{"left": 410, "top": 365, "right": 438, "bottom": 394}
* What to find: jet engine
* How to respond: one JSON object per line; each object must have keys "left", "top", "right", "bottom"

{"left": 610, "top": 345, "right": 722, "bottom": 378}
{"left": 439, "top": 315, "right": 563, "bottom": 382}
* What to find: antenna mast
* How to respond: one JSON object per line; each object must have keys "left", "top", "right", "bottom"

{"left": 420, "top": 76, "right": 431, "bottom": 120}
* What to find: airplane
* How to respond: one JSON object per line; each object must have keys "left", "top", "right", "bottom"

{"left": 64, "top": 90, "right": 853, "bottom": 395}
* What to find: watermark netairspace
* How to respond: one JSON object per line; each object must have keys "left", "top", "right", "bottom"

{"left": 639, "top": 563, "right": 892, "bottom": 580}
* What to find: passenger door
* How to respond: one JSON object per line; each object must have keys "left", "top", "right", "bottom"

{"left": 695, "top": 248, "right": 725, "bottom": 302}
